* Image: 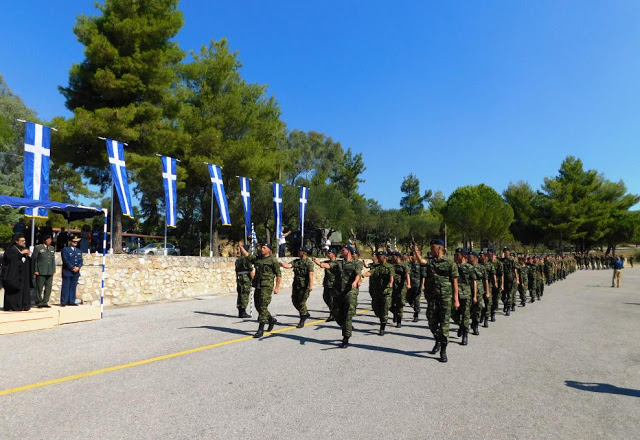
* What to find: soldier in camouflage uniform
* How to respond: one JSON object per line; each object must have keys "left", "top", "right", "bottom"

{"left": 468, "top": 251, "right": 487, "bottom": 335}
{"left": 479, "top": 251, "right": 494, "bottom": 327}
{"left": 517, "top": 257, "right": 528, "bottom": 307}
{"left": 501, "top": 247, "right": 519, "bottom": 315}
{"left": 314, "top": 249, "right": 338, "bottom": 321}
{"left": 391, "top": 251, "right": 411, "bottom": 328}
{"left": 280, "top": 247, "right": 314, "bottom": 328}
{"left": 363, "top": 251, "right": 394, "bottom": 335}
{"left": 488, "top": 249, "right": 504, "bottom": 321}
{"left": 452, "top": 249, "right": 476, "bottom": 346}
{"left": 413, "top": 240, "right": 459, "bottom": 363}
{"left": 235, "top": 245, "right": 254, "bottom": 318}
{"left": 316, "top": 245, "right": 362, "bottom": 348}
{"left": 526, "top": 256, "right": 537, "bottom": 303}
{"left": 238, "top": 242, "right": 282, "bottom": 338}
{"left": 406, "top": 253, "right": 425, "bottom": 322}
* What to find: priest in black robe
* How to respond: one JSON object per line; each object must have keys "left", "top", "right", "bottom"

{"left": 2, "top": 234, "right": 32, "bottom": 311}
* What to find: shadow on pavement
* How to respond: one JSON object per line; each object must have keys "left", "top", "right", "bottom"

{"left": 193, "top": 311, "right": 238, "bottom": 319}
{"left": 565, "top": 381, "right": 640, "bottom": 398}
{"left": 180, "top": 325, "right": 254, "bottom": 337}
{"left": 623, "top": 303, "right": 640, "bottom": 306}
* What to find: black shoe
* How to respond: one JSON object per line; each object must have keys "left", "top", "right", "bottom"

{"left": 412, "top": 312, "right": 419, "bottom": 323}
{"left": 239, "top": 308, "right": 250, "bottom": 318}
{"left": 457, "top": 327, "right": 462, "bottom": 337}
{"left": 482, "top": 317, "right": 489, "bottom": 328}
{"left": 69, "top": 303, "right": 79, "bottom": 306}
{"left": 506, "top": 308, "right": 511, "bottom": 316}
{"left": 326, "top": 314, "right": 334, "bottom": 322}
{"left": 472, "top": 325, "right": 479, "bottom": 336}
{"left": 266, "top": 317, "right": 277, "bottom": 332}
{"left": 36, "top": 305, "right": 43, "bottom": 308}
{"left": 379, "top": 323, "right": 386, "bottom": 336}
{"left": 430, "top": 341, "right": 441, "bottom": 355}
{"left": 43, "top": 305, "right": 51, "bottom": 308}
{"left": 341, "top": 337, "right": 349, "bottom": 348}
{"left": 396, "top": 317, "right": 402, "bottom": 328}
{"left": 461, "top": 330, "right": 468, "bottom": 346}
{"left": 439, "top": 343, "right": 448, "bottom": 363}
{"left": 530, "top": 298, "right": 535, "bottom": 303}
{"left": 521, "top": 301, "right": 526, "bottom": 307}
{"left": 60, "top": 304, "right": 66, "bottom": 307}
{"left": 296, "top": 313, "right": 310, "bottom": 328}
{"left": 490, "top": 312, "right": 496, "bottom": 322}
{"left": 253, "top": 322, "right": 265, "bottom": 338}
{"left": 511, "top": 304, "right": 515, "bottom": 312}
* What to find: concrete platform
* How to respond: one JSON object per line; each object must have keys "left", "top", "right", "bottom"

{"left": 0, "top": 305, "right": 101, "bottom": 335}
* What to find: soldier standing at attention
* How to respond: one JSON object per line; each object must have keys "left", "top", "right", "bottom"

{"left": 61, "top": 236, "right": 83, "bottom": 306}
{"left": 479, "top": 251, "right": 494, "bottom": 328}
{"left": 501, "top": 247, "right": 518, "bottom": 316}
{"left": 413, "top": 240, "right": 459, "bottom": 363}
{"left": 32, "top": 234, "right": 56, "bottom": 308}
{"left": 235, "top": 245, "right": 254, "bottom": 318}
{"left": 517, "top": 257, "right": 528, "bottom": 307}
{"left": 238, "top": 242, "right": 282, "bottom": 338}
{"left": 314, "top": 248, "right": 338, "bottom": 321}
{"left": 315, "top": 245, "right": 362, "bottom": 348}
{"left": 488, "top": 249, "right": 504, "bottom": 321}
{"left": 468, "top": 251, "right": 487, "bottom": 335}
{"left": 362, "top": 251, "right": 394, "bottom": 335}
{"left": 452, "top": 249, "right": 476, "bottom": 346}
{"left": 280, "top": 247, "right": 314, "bottom": 328}
{"left": 391, "top": 251, "right": 411, "bottom": 328}
{"left": 406, "top": 253, "right": 425, "bottom": 322}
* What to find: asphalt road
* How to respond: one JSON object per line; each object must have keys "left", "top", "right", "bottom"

{"left": 1, "top": 267, "right": 639, "bottom": 439}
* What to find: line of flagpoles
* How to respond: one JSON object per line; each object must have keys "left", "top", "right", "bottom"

{"left": 15, "top": 120, "right": 310, "bottom": 256}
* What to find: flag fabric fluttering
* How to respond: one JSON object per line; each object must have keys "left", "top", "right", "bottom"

{"left": 105, "top": 139, "right": 135, "bottom": 218}
{"left": 161, "top": 155, "right": 178, "bottom": 228}
{"left": 207, "top": 164, "right": 231, "bottom": 226}
{"left": 273, "top": 183, "right": 283, "bottom": 239}
{"left": 299, "top": 186, "right": 309, "bottom": 241}
{"left": 250, "top": 222, "right": 258, "bottom": 254}
{"left": 23, "top": 122, "right": 51, "bottom": 218}
{"left": 239, "top": 177, "right": 251, "bottom": 240}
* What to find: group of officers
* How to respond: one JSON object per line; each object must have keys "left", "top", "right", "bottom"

{"left": 233, "top": 238, "right": 576, "bottom": 363}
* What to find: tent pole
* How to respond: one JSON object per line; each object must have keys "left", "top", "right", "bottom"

{"left": 101, "top": 209, "right": 107, "bottom": 318}
{"left": 210, "top": 185, "right": 214, "bottom": 258}
{"left": 30, "top": 217, "right": 36, "bottom": 251}
{"left": 110, "top": 180, "right": 114, "bottom": 254}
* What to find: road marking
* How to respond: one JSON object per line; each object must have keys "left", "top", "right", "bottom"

{"left": 0, "top": 308, "right": 373, "bottom": 397}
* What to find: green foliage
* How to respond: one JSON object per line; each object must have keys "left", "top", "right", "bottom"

{"left": 400, "top": 173, "right": 432, "bottom": 215}
{"left": 0, "top": 223, "right": 13, "bottom": 248}
{"left": 503, "top": 181, "right": 544, "bottom": 246}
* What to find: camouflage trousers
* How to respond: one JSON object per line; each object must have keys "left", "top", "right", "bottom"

{"left": 491, "top": 285, "right": 502, "bottom": 313}
{"left": 503, "top": 278, "right": 516, "bottom": 306}
{"left": 452, "top": 296, "right": 471, "bottom": 331}
{"left": 470, "top": 293, "right": 484, "bottom": 324}
{"left": 323, "top": 287, "right": 335, "bottom": 316}
{"left": 483, "top": 291, "right": 492, "bottom": 319}
{"left": 236, "top": 274, "right": 252, "bottom": 309}
{"left": 426, "top": 291, "right": 452, "bottom": 344}
{"left": 517, "top": 284, "right": 527, "bottom": 303}
{"left": 292, "top": 286, "right": 310, "bottom": 316}
{"left": 538, "top": 279, "right": 544, "bottom": 297}
{"left": 254, "top": 287, "right": 273, "bottom": 324}
{"left": 335, "top": 289, "right": 358, "bottom": 339}
{"left": 391, "top": 287, "right": 407, "bottom": 318}
{"left": 372, "top": 289, "right": 392, "bottom": 323}
{"left": 406, "top": 285, "right": 422, "bottom": 314}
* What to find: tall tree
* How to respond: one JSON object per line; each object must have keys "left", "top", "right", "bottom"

{"left": 331, "top": 148, "right": 365, "bottom": 200}
{"left": 56, "top": 0, "right": 185, "bottom": 252}
{"left": 400, "top": 173, "right": 431, "bottom": 215}
{"left": 503, "top": 181, "right": 544, "bottom": 246}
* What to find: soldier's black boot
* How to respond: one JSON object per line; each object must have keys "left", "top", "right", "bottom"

{"left": 461, "top": 328, "right": 468, "bottom": 345}
{"left": 521, "top": 300, "right": 526, "bottom": 307}
{"left": 340, "top": 337, "right": 349, "bottom": 348}
{"left": 379, "top": 322, "right": 386, "bottom": 336}
{"left": 530, "top": 297, "right": 535, "bottom": 303}
{"left": 430, "top": 341, "right": 441, "bottom": 355}
{"left": 490, "top": 311, "right": 496, "bottom": 322}
{"left": 396, "top": 316, "right": 402, "bottom": 328}
{"left": 253, "top": 322, "right": 265, "bottom": 338}
{"left": 505, "top": 306, "right": 511, "bottom": 316}
{"left": 239, "top": 308, "right": 250, "bottom": 318}
{"left": 266, "top": 317, "right": 277, "bottom": 332}
{"left": 439, "top": 343, "right": 448, "bottom": 363}
{"left": 483, "top": 316, "right": 489, "bottom": 328}
{"left": 457, "top": 326, "right": 462, "bottom": 337}
{"left": 472, "top": 322, "right": 479, "bottom": 336}
{"left": 326, "top": 314, "right": 334, "bottom": 322}
{"left": 412, "top": 311, "right": 419, "bottom": 322}
{"left": 296, "top": 313, "right": 309, "bottom": 328}
{"left": 511, "top": 304, "right": 516, "bottom": 312}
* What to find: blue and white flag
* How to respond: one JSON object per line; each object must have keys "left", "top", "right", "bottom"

{"left": 23, "top": 122, "right": 51, "bottom": 218}
{"left": 207, "top": 164, "right": 231, "bottom": 226}
{"left": 239, "top": 177, "right": 251, "bottom": 240}
{"left": 299, "top": 186, "right": 309, "bottom": 239}
{"left": 250, "top": 222, "right": 258, "bottom": 254}
{"left": 273, "top": 183, "right": 283, "bottom": 239}
{"left": 161, "top": 155, "right": 178, "bottom": 228}
{"left": 105, "top": 139, "right": 134, "bottom": 218}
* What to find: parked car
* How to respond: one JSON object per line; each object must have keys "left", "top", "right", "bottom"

{"left": 131, "top": 243, "right": 180, "bottom": 256}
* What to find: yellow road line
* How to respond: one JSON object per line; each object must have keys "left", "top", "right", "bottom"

{"left": 0, "top": 308, "right": 373, "bottom": 397}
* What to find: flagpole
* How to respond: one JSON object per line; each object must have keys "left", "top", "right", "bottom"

{"left": 30, "top": 217, "right": 36, "bottom": 251}
{"left": 110, "top": 180, "right": 114, "bottom": 254}
{"left": 101, "top": 209, "right": 108, "bottom": 318}
{"left": 209, "top": 185, "right": 214, "bottom": 258}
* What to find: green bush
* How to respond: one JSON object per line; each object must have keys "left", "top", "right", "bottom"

{"left": 0, "top": 224, "right": 13, "bottom": 249}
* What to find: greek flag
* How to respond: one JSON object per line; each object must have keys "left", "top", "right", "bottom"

{"left": 273, "top": 183, "right": 283, "bottom": 239}
{"left": 207, "top": 164, "right": 231, "bottom": 225}
{"left": 250, "top": 222, "right": 258, "bottom": 254}
{"left": 161, "top": 155, "right": 177, "bottom": 228}
{"left": 105, "top": 139, "right": 134, "bottom": 218}
{"left": 299, "top": 186, "right": 308, "bottom": 240}
{"left": 239, "top": 177, "right": 251, "bottom": 240}
{"left": 23, "top": 122, "right": 51, "bottom": 218}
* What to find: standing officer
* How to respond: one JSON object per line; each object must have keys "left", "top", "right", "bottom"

{"left": 238, "top": 241, "right": 282, "bottom": 338}
{"left": 314, "top": 248, "right": 337, "bottom": 321}
{"left": 391, "top": 251, "right": 411, "bottom": 328}
{"left": 32, "top": 234, "right": 56, "bottom": 308}
{"left": 362, "top": 251, "right": 394, "bottom": 335}
{"left": 452, "top": 249, "right": 476, "bottom": 346}
{"left": 280, "top": 247, "right": 314, "bottom": 328}
{"left": 488, "top": 249, "right": 503, "bottom": 322}
{"left": 61, "top": 236, "right": 83, "bottom": 306}
{"left": 406, "top": 253, "right": 425, "bottom": 322}
{"left": 235, "top": 245, "right": 254, "bottom": 318}
{"left": 413, "top": 240, "right": 459, "bottom": 363}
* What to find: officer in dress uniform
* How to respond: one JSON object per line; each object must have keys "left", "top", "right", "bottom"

{"left": 61, "top": 236, "right": 83, "bottom": 306}
{"left": 32, "top": 234, "right": 56, "bottom": 308}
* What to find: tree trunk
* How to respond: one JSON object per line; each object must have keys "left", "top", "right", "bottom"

{"left": 113, "top": 194, "right": 124, "bottom": 254}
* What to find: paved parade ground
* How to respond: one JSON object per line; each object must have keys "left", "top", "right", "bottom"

{"left": 1, "top": 267, "right": 639, "bottom": 439}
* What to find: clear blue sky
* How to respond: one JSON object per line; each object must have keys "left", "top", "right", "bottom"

{"left": 2, "top": 0, "right": 639, "bottom": 209}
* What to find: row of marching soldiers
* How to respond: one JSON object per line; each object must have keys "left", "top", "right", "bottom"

{"left": 235, "top": 239, "right": 574, "bottom": 362}
{"left": 575, "top": 253, "right": 633, "bottom": 270}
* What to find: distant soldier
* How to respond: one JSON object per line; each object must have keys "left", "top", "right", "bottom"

{"left": 526, "top": 256, "right": 536, "bottom": 303}
{"left": 468, "top": 251, "right": 487, "bottom": 336}
{"left": 413, "top": 240, "right": 459, "bottom": 363}
{"left": 452, "top": 249, "right": 476, "bottom": 346}
{"left": 238, "top": 242, "right": 282, "bottom": 338}
{"left": 488, "top": 248, "right": 503, "bottom": 322}
{"left": 235, "top": 245, "right": 254, "bottom": 318}
{"left": 501, "top": 247, "right": 518, "bottom": 315}
{"left": 362, "top": 251, "right": 394, "bottom": 335}
{"left": 629, "top": 256, "right": 634, "bottom": 268}
{"left": 280, "top": 247, "right": 314, "bottom": 328}
{"left": 314, "top": 248, "right": 338, "bottom": 321}
{"left": 32, "top": 234, "right": 56, "bottom": 308}
{"left": 391, "top": 251, "right": 411, "bottom": 328}
{"left": 517, "top": 257, "right": 528, "bottom": 307}
{"left": 406, "top": 253, "right": 425, "bottom": 322}
{"left": 479, "top": 251, "right": 494, "bottom": 327}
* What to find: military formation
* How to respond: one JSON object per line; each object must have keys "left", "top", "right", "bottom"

{"left": 234, "top": 239, "right": 582, "bottom": 360}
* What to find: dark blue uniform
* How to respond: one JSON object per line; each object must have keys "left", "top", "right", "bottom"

{"left": 61, "top": 245, "right": 83, "bottom": 305}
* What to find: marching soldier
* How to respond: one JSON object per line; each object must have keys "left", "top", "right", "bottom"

{"left": 235, "top": 245, "right": 254, "bottom": 318}
{"left": 391, "top": 251, "right": 411, "bottom": 328}
{"left": 280, "top": 247, "right": 314, "bottom": 328}
{"left": 517, "top": 257, "right": 528, "bottom": 307}
{"left": 238, "top": 241, "right": 282, "bottom": 338}
{"left": 32, "top": 234, "right": 56, "bottom": 308}
{"left": 452, "top": 249, "right": 476, "bottom": 346}
{"left": 469, "top": 251, "right": 488, "bottom": 335}
{"left": 488, "top": 248, "right": 504, "bottom": 321}
{"left": 406, "top": 253, "right": 425, "bottom": 322}
{"left": 314, "top": 248, "right": 338, "bottom": 321}
{"left": 501, "top": 247, "right": 518, "bottom": 315}
{"left": 362, "top": 251, "right": 394, "bottom": 335}
{"left": 479, "top": 251, "right": 494, "bottom": 327}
